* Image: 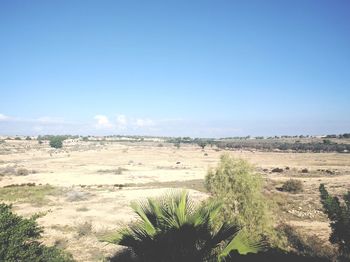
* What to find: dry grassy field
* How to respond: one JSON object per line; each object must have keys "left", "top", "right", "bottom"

{"left": 0, "top": 139, "right": 349, "bottom": 261}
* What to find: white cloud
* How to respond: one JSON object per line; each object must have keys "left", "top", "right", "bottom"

{"left": 116, "top": 115, "right": 128, "bottom": 130}
{"left": 33, "top": 126, "right": 44, "bottom": 132}
{"left": 134, "top": 118, "right": 155, "bottom": 128}
{"left": 94, "top": 115, "right": 113, "bottom": 129}
{"left": 0, "top": 114, "right": 10, "bottom": 121}
{"left": 36, "top": 116, "right": 65, "bottom": 124}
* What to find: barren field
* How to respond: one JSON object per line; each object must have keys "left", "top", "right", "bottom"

{"left": 1, "top": 140, "right": 349, "bottom": 261}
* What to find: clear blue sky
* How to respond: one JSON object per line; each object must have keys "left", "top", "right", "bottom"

{"left": 1, "top": 0, "right": 349, "bottom": 137}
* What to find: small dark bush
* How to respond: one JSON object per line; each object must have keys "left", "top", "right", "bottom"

{"left": 281, "top": 179, "right": 303, "bottom": 193}
{"left": 272, "top": 167, "right": 284, "bottom": 173}
{"left": 16, "top": 168, "right": 29, "bottom": 176}
{"left": 301, "top": 168, "right": 309, "bottom": 173}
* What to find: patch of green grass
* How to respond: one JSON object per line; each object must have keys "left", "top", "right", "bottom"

{"left": 76, "top": 206, "right": 89, "bottom": 212}
{"left": 96, "top": 229, "right": 121, "bottom": 243}
{"left": 129, "top": 179, "right": 207, "bottom": 193}
{"left": 0, "top": 184, "right": 60, "bottom": 206}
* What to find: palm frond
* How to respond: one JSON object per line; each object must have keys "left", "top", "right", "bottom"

{"left": 130, "top": 201, "right": 156, "bottom": 236}
{"left": 218, "top": 230, "right": 263, "bottom": 261}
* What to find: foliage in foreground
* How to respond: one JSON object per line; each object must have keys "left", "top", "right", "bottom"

{"left": 319, "top": 184, "right": 350, "bottom": 259}
{"left": 0, "top": 203, "right": 73, "bottom": 262}
{"left": 205, "top": 154, "right": 281, "bottom": 246}
{"left": 110, "top": 191, "right": 261, "bottom": 262}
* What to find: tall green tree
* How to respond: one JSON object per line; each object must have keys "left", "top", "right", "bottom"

{"left": 111, "top": 191, "right": 260, "bottom": 262}
{"left": 205, "top": 154, "right": 279, "bottom": 246}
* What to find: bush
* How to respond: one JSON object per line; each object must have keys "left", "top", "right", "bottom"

{"left": 49, "top": 136, "right": 65, "bottom": 149}
{"left": 0, "top": 203, "right": 73, "bottom": 261}
{"left": 319, "top": 184, "right": 350, "bottom": 259}
{"left": 281, "top": 179, "right": 303, "bottom": 193}
{"left": 205, "top": 154, "right": 280, "bottom": 246}
{"left": 26, "top": 136, "right": 32, "bottom": 140}
{"left": 271, "top": 168, "right": 284, "bottom": 173}
{"left": 16, "top": 168, "right": 29, "bottom": 176}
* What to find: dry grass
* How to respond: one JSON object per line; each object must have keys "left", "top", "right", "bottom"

{"left": 0, "top": 184, "right": 60, "bottom": 206}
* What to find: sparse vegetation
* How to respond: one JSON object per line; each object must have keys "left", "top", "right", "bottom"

{"left": 76, "top": 206, "right": 89, "bottom": 212}
{"left": 1, "top": 136, "right": 349, "bottom": 260}
{"left": 278, "top": 223, "right": 337, "bottom": 260}
{"left": 281, "top": 179, "right": 304, "bottom": 193}
{"left": 16, "top": 168, "right": 29, "bottom": 176}
{"left": 0, "top": 166, "right": 16, "bottom": 176}
{"left": 65, "top": 190, "right": 90, "bottom": 202}
{"left": 76, "top": 221, "right": 93, "bottom": 237}
{"left": 0, "top": 184, "right": 59, "bottom": 205}
{"left": 97, "top": 167, "right": 128, "bottom": 175}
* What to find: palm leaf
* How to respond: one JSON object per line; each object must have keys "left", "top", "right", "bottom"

{"left": 218, "top": 230, "right": 262, "bottom": 261}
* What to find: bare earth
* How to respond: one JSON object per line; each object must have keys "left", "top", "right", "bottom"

{"left": 0, "top": 140, "right": 349, "bottom": 261}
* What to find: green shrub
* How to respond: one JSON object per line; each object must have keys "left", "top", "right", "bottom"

{"left": 281, "top": 179, "right": 303, "bottom": 193}
{"left": 205, "top": 154, "right": 280, "bottom": 246}
{"left": 0, "top": 203, "right": 73, "bottom": 261}
{"left": 49, "top": 136, "right": 65, "bottom": 149}
{"left": 319, "top": 184, "right": 350, "bottom": 259}
{"left": 26, "top": 136, "right": 32, "bottom": 140}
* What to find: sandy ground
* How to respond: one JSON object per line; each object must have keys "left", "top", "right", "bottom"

{"left": 0, "top": 140, "right": 349, "bottom": 261}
